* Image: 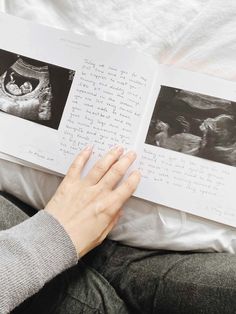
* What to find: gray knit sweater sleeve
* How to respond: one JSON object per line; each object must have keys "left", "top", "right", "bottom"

{"left": 0, "top": 211, "right": 78, "bottom": 313}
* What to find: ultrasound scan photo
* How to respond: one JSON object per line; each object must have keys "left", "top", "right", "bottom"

{"left": 145, "top": 86, "right": 236, "bottom": 167}
{"left": 0, "top": 49, "right": 75, "bottom": 129}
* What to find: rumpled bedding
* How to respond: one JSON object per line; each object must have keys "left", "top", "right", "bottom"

{"left": 1, "top": 0, "right": 236, "bottom": 252}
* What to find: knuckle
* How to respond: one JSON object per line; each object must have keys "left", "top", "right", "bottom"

{"left": 93, "top": 201, "right": 104, "bottom": 215}
{"left": 111, "top": 165, "right": 124, "bottom": 178}
{"left": 124, "top": 180, "right": 135, "bottom": 193}
{"left": 115, "top": 189, "right": 125, "bottom": 201}
{"left": 94, "top": 162, "right": 106, "bottom": 174}
{"left": 100, "top": 179, "right": 110, "bottom": 189}
{"left": 92, "top": 185, "right": 103, "bottom": 195}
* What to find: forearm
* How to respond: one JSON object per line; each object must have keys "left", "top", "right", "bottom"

{"left": 0, "top": 211, "right": 77, "bottom": 313}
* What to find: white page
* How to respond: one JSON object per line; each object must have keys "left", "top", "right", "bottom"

{"left": 0, "top": 13, "right": 157, "bottom": 175}
{"left": 136, "top": 65, "right": 236, "bottom": 227}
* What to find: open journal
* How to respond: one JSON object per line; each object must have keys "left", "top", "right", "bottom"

{"left": 0, "top": 13, "right": 236, "bottom": 228}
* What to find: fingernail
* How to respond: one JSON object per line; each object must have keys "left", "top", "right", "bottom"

{"left": 112, "top": 145, "right": 124, "bottom": 154}
{"left": 84, "top": 145, "right": 93, "bottom": 152}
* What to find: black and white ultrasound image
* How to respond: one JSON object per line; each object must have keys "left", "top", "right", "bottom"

{"left": 145, "top": 86, "right": 236, "bottom": 167}
{"left": 0, "top": 48, "right": 75, "bottom": 129}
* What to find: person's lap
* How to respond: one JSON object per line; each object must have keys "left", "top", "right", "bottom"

{"left": 2, "top": 193, "right": 236, "bottom": 314}
{"left": 12, "top": 262, "right": 129, "bottom": 314}
{"left": 85, "top": 240, "right": 236, "bottom": 314}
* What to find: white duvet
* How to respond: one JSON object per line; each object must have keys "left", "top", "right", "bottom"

{"left": 1, "top": 0, "right": 236, "bottom": 252}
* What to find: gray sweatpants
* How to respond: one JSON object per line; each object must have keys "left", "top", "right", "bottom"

{"left": 2, "top": 193, "right": 236, "bottom": 314}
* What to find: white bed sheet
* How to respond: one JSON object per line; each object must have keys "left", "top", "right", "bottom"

{"left": 1, "top": 0, "right": 236, "bottom": 252}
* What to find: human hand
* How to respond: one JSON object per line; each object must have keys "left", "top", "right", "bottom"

{"left": 45, "top": 146, "right": 140, "bottom": 258}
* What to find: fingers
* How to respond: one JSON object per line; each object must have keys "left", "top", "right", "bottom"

{"left": 97, "top": 171, "right": 141, "bottom": 223}
{"left": 93, "top": 171, "right": 140, "bottom": 236}
{"left": 84, "top": 146, "right": 124, "bottom": 185}
{"left": 98, "top": 151, "right": 137, "bottom": 189}
{"left": 66, "top": 146, "right": 139, "bottom": 197}
{"left": 112, "top": 170, "right": 141, "bottom": 205}
{"left": 66, "top": 145, "right": 93, "bottom": 180}
{"left": 88, "top": 169, "right": 140, "bottom": 226}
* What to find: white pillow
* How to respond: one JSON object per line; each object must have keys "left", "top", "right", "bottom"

{"left": 1, "top": 158, "right": 236, "bottom": 253}
{"left": 0, "top": 159, "right": 61, "bottom": 208}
